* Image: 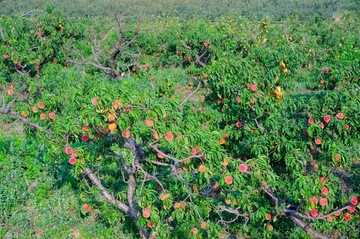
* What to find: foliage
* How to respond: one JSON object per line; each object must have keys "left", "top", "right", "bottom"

{"left": 1, "top": 8, "right": 359, "bottom": 239}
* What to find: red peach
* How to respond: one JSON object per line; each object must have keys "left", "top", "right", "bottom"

{"left": 310, "top": 196, "right": 318, "bottom": 205}
{"left": 315, "top": 138, "right": 322, "bottom": 145}
{"left": 250, "top": 84, "right": 257, "bottom": 92}
{"left": 310, "top": 209, "right": 318, "bottom": 217}
{"left": 351, "top": 196, "right": 358, "bottom": 205}
{"left": 65, "top": 147, "right": 73, "bottom": 155}
{"left": 238, "top": 164, "right": 248, "bottom": 173}
{"left": 82, "top": 135, "right": 89, "bottom": 141}
{"left": 235, "top": 121, "right": 242, "bottom": 128}
{"left": 190, "top": 147, "right": 199, "bottom": 155}
{"left": 69, "top": 157, "right": 76, "bottom": 165}
{"left": 225, "top": 176, "right": 233, "bottom": 185}
{"left": 348, "top": 206, "right": 356, "bottom": 213}
{"left": 327, "top": 216, "right": 333, "bottom": 222}
{"left": 40, "top": 113, "right": 46, "bottom": 120}
{"left": 344, "top": 213, "right": 351, "bottom": 221}
{"left": 335, "top": 153, "right": 340, "bottom": 161}
{"left": 319, "top": 123, "right": 324, "bottom": 129}
{"left": 200, "top": 221, "right": 207, "bottom": 229}
{"left": 319, "top": 198, "right": 328, "bottom": 206}
{"left": 323, "top": 115, "right": 331, "bottom": 123}
{"left": 324, "top": 67, "right": 330, "bottom": 73}
{"left": 91, "top": 97, "right": 98, "bottom": 106}
{"left": 336, "top": 113, "right": 344, "bottom": 120}
{"left": 147, "top": 220, "right": 153, "bottom": 228}
{"left": 236, "top": 97, "right": 241, "bottom": 103}
{"left": 83, "top": 204, "right": 90, "bottom": 211}
{"left": 319, "top": 177, "right": 326, "bottom": 184}
{"left": 198, "top": 164, "right": 206, "bottom": 173}
{"left": 191, "top": 228, "right": 198, "bottom": 235}
{"left": 142, "top": 208, "right": 151, "bottom": 218}
{"left": 217, "top": 98, "right": 222, "bottom": 103}
{"left": 308, "top": 118, "right": 314, "bottom": 124}
{"left": 165, "top": 132, "right": 174, "bottom": 141}
{"left": 49, "top": 112, "right": 56, "bottom": 119}
{"left": 38, "top": 102, "right": 45, "bottom": 109}
{"left": 180, "top": 201, "right": 186, "bottom": 207}
{"left": 266, "top": 213, "right": 271, "bottom": 220}
{"left": 3, "top": 54, "right": 9, "bottom": 59}
{"left": 321, "top": 186, "right": 329, "bottom": 195}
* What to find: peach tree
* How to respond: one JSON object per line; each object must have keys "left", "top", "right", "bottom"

{"left": 1, "top": 10, "right": 359, "bottom": 239}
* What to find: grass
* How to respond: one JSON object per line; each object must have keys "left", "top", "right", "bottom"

{"left": 0, "top": 136, "right": 134, "bottom": 239}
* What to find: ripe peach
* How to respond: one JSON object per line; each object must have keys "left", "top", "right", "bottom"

{"left": 83, "top": 204, "right": 90, "bottom": 211}
{"left": 238, "top": 164, "right": 248, "bottom": 173}
{"left": 21, "top": 111, "right": 28, "bottom": 117}
{"left": 310, "top": 196, "right": 318, "bottom": 205}
{"left": 225, "top": 199, "right": 231, "bottom": 204}
{"left": 108, "top": 123, "right": 117, "bottom": 131}
{"left": 219, "top": 139, "right": 226, "bottom": 145}
{"left": 236, "top": 97, "right": 241, "bottom": 103}
{"left": 157, "top": 152, "right": 165, "bottom": 159}
{"left": 327, "top": 216, "right": 333, "bottom": 222}
{"left": 266, "top": 213, "right": 271, "bottom": 220}
{"left": 180, "top": 201, "right": 186, "bottom": 207}
{"left": 345, "top": 124, "right": 350, "bottom": 130}
{"left": 344, "top": 213, "right": 351, "bottom": 221}
{"left": 250, "top": 84, "right": 257, "bottom": 92}
{"left": 49, "top": 112, "right": 56, "bottom": 119}
{"left": 324, "top": 67, "right": 330, "bottom": 73}
{"left": 203, "top": 73, "right": 208, "bottom": 79}
{"left": 334, "top": 211, "right": 341, "bottom": 216}
{"left": 334, "top": 153, "right": 340, "bottom": 161}
{"left": 319, "top": 198, "right": 328, "bottom": 206}
{"left": 199, "top": 164, "right": 206, "bottom": 173}
{"left": 225, "top": 176, "right": 233, "bottom": 185}
{"left": 350, "top": 196, "right": 358, "bottom": 205}
{"left": 71, "top": 151, "right": 78, "bottom": 158}
{"left": 310, "top": 209, "right": 318, "bottom": 217}
{"left": 191, "top": 228, "right": 198, "bottom": 235}
{"left": 319, "top": 123, "right": 324, "bottom": 129}
{"left": 200, "top": 221, "right": 207, "bottom": 229}
{"left": 122, "top": 129, "right": 131, "bottom": 138}
{"left": 319, "top": 177, "right": 326, "bottom": 184}
{"left": 267, "top": 224, "right": 273, "bottom": 231}
{"left": 308, "top": 118, "right": 314, "bottom": 124}
{"left": 65, "top": 147, "right": 73, "bottom": 155}
{"left": 82, "top": 135, "right": 89, "bottom": 142}
{"left": 235, "top": 121, "right": 242, "bottom": 128}
{"left": 159, "top": 193, "right": 168, "bottom": 200}
{"left": 145, "top": 118, "right": 154, "bottom": 127}
{"left": 174, "top": 203, "right": 181, "bottom": 209}
{"left": 348, "top": 206, "right": 356, "bottom": 213}
{"left": 222, "top": 159, "right": 229, "bottom": 167}
{"left": 151, "top": 130, "right": 160, "bottom": 140}
{"left": 3, "top": 54, "right": 9, "bottom": 59}
{"left": 142, "top": 208, "right": 151, "bottom": 218}
{"left": 190, "top": 147, "right": 199, "bottom": 155}
{"left": 323, "top": 115, "right": 331, "bottom": 123}
{"left": 68, "top": 157, "right": 76, "bottom": 165}
{"left": 32, "top": 106, "right": 38, "bottom": 113}
{"left": 147, "top": 220, "right": 153, "bottom": 228}
{"left": 314, "top": 138, "right": 322, "bottom": 145}
{"left": 7, "top": 87, "right": 14, "bottom": 95}
{"left": 164, "top": 132, "right": 174, "bottom": 141}
{"left": 217, "top": 98, "right": 222, "bottom": 103}
{"left": 40, "top": 113, "right": 47, "bottom": 120}
{"left": 336, "top": 113, "right": 344, "bottom": 120}
{"left": 91, "top": 97, "right": 98, "bottom": 106}
{"left": 38, "top": 102, "right": 45, "bottom": 109}
{"left": 321, "top": 186, "right": 329, "bottom": 195}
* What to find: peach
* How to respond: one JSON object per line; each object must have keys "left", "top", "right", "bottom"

{"left": 267, "top": 224, "right": 273, "bottom": 231}
{"left": 334, "top": 211, "right": 341, "bottom": 216}
{"left": 68, "top": 157, "right": 76, "bottom": 165}
{"left": 308, "top": 118, "right": 314, "bottom": 124}
{"left": 222, "top": 159, "right": 229, "bottom": 167}
{"left": 91, "top": 97, "right": 98, "bottom": 106}
{"left": 250, "top": 84, "right": 257, "bottom": 92}
{"left": 157, "top": 152, "right": 165, "bottom": 159}
{"left": 174, "top": 203, "right": 181, "bottom": 209}
{"left": 180, "top": 201, "right": 186, "bottom": 207}
{"left": 198, "top": 164, "right": 206, "bottom": 173}
{"left": 190, "top": 147, "right": 199, "bottom": 155}
{"left": 319, "top": 198, "right": 328, "bottom": 206}
{"left": 235, "top": 121, "right": 242, "bottom": 128}
{"left": 319, "top": 177, "right": 326, "bottom": 184}
{"left": 38, "top": 102, "right": 45, "bottom": 109}
{"left": 327, "top": 216, "right": 333, "bottom": 222}
{"left": 200, "top": 221, "right": 207, "bottom": 229}
{"left": 335, "top": 153, "right": 340, "bottom": 161}
{"left": 65, "top": 147, "right": 73, "bottom": 155}
{"left": 83, "top": 204, "right": 90, "bottom": 211}
{"left": 310, "top": 196, "right": 318, "bottom": 205}
{"left": 159, "top": 193, "right": 168, "bottom": 201}
{"left": 217, "top": 98, "right": 222, "bottom": 103}
{"left": 319, "top": 123, "right": 324, "bottom": 129}
{"left": 122, "top": 129, "right": 131, "bottom": 138}
{"left": 336, "top": 113, "right": 344, "bottom": 120}
{"left": 238, "top": 164, "right": 248, "bottom": 173}
{"left": 266, "top": 213, "right": 271, "bottom": 220}
{"left": 82, "top": 135, "right": 89, "bottom": 142}
{"left": 225, "top": 199, "right": 231, "bottom": 204}
{"left": 151, "top": 130, "right": 160, "bottom": 140}
{"left": 236, "top": 97, "right": 241, "bottom": 103}
{"left": 145, "top": 118, "right": 154, "bottom": 127}
{"left": 32, "top": 106, "right": 38, "bottom": 113}
{"left": 314, "top": 138, "right": 322, "bottom": 145}
{"left": 203, "top": 73, "right": 208, "bottom": 79}
{"left": 108, "top": 123, "right": 117, "bottom": 131}
{"left": 225, "top": 176, "right": 233, "bottom": 185}
{"left": 142, "top": 208, "right": 151, "bottom": 218}
{"left": 49, "top": 112, "right": 56, "bottom": 119}
{"left": 147, "top": 220, "right": 153, "bottom": 228}
{"left": 321, "top": 186, "right": 329, "bottom": 195}
{"left": 324, "top": 67, "right": 330, "bottom": 73}
{"left": 310, "top": 209, "right": 318, "bottom": 217}
{"left": 219, "top": 139, "right": 226, "bottom": 145}
{"left": 7, "top": 87, "right": 14, "bottom": 95}
{"left": 3, "top": 54, "right": 9, "bottom": 59}
{"left": 344, "top": 213, "right": 351, "bottom": 221}
{"left": 348, "top": 206, "right": 356, "bottom": 213}
{"left": 191, "top": 228, "right": 198, "bottom": 235}
{"left": 165, "top": 132, "right": 174, "bottom": 141}
{"left": 351, "top": 196, "right": 358, "bottom": 205}
{"left": 345, "top": 124, "right": 350, "bottom": 130}
{"left": 323, "top": 115, "right": 331, "bottom": 123}
{"left": 40, "top": 113, "right": 47, "bottom": 120}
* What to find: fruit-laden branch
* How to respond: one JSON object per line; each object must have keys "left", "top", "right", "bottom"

{"left": 0, "top": 93, "right": 49, "bottom": 132}
{"left": 262, "top": 185, "right": 329, "bottom": 239}
{"left": 295, "top": 204, "right": 353, "bottom": 220}
{"left": 217, "top": 205, "right": 249, "bottom": 225}
{"left": 180, "top": 77, "right": 202, "bottom": 107}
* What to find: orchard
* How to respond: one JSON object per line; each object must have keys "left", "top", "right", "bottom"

{"left": 1, "top": 5, "right": 359, "bottom": 239}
